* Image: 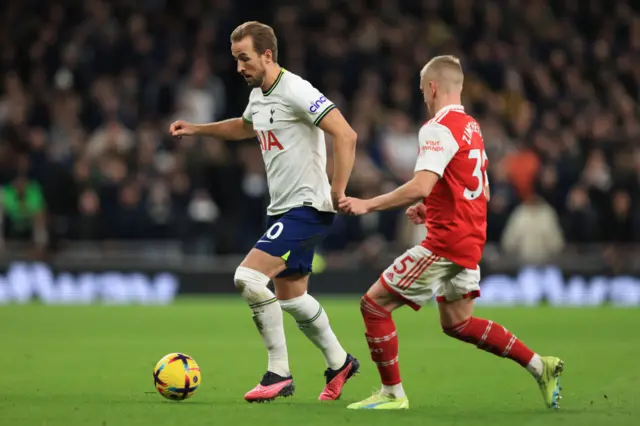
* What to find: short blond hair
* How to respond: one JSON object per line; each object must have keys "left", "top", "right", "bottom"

{"left": 231, "top": 21, "right": 278, "bottom": 62}
{"left": 420, "top": 55, "right": 464, "bottom": 92}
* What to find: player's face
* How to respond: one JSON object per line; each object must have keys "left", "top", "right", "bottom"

{"left": 231, "top": 37, "right": 268, "bottom": 88}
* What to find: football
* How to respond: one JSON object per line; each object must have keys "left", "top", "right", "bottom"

{"left": 153, "top": 353, "right": 202, "bottom": 401}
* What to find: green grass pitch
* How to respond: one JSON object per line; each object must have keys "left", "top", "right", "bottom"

{"left": 1, "top": 296, "right": 639, "bottom": 426}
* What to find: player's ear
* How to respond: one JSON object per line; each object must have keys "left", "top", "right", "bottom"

{"left": 429, "top": 81, "right": 437, "bottom": 97}
{"left": 263, "top": 49, "right": 273, "bottom": 63}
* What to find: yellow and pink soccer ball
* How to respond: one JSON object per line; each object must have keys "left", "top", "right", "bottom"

{"left": 153, "top": 353, "right": 202, "bottom": 401}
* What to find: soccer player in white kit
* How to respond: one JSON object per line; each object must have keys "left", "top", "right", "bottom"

{"left": 170, "top": 21, "right": 360, "bottom": 403}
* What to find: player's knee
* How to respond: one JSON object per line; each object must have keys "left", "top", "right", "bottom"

{"left": 359, "top": 296, "right": 368, "bottom": 315}
{"left": 442, "top": 326, "right": 457, "bottom": 338}
{"left": 360, "top": 295, "right": 390, "bottom": 320}
{"left": 441, "top": 316, "right": 472, "bottom": 338}
{"left": 233, "top": 266, "right": 270, "bottom": 293}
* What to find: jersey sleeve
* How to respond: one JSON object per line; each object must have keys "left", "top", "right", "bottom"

{"left": 287, "top": 79, "right": 336, "bottom": 126}
{"left": 414, "top": 123, "right": 459, "bottom": 177}
{"left": 242, "top": 98, "right": 253, "bottom": 124}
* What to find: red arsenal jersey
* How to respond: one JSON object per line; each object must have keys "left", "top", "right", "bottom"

{"left": 414, "top": 104, "right": 488, "bottom": 269}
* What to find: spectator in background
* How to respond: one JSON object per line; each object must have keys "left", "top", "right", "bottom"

{"left": 113, "top": 180, "right": 148, "bottom": 240}
{"left": 174, "top": 56, "right": 226, "bottom": 125}
{"left": 73, "top": 189, "right": 105, "bottom": 240}
{"left": 0, "top": 158, "right": 48, "bottom": 251}
{"left": 380, "top": 111, "right": 418, "bottom": 182}
{"left": 562, "top": 185, "right": 599, "bottom": 243}
{"left": 606, "top": 189, "right": 637, "bottom": 242}
{"left": 486, "top": 162, "right": 518, "bottom": 243}
{"left": 502, "top": 142, "right": 541, "bottom": 203}
{"left": 145, "top": 180, "right": 175, "bottom": 240}
{"left": 501, "top": 194, "right": 565, "bottom": 265}
{"left": 185, "top": 189, "right": 219, "bottom": 255}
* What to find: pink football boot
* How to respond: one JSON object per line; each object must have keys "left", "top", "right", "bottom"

{"left": 318, "top": 354, "right": 360, "bottom": 400}
{"left": 244, "top": 372, "right": 295, "bottom": 403}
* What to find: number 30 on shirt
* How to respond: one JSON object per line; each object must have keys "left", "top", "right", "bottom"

{"left": 463, "top": 148, "right": 489, "bottom": 201}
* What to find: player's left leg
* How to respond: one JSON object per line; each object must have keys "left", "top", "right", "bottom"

{"left": 437, "top": 268, "right": 564, "bottom": 409}
{"left": 346, "top": 279, "right": 410, "bottom": 410}
{"left": 348, "top": 245, "right": 443, "bottom": 410}
{"left": 276, "top": 270, "right": 359, "bottom": 401}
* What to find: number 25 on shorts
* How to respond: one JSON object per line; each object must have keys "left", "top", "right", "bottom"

{"left": 393, "top": 255, "right": 415, "bottom": 274}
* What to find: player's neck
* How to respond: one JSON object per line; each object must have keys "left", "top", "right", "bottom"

{"left": 261, "top": 64, "right": 283, "bottom": 93}
{"left": 432, "top": 97, "right": 463, "bottom": 116}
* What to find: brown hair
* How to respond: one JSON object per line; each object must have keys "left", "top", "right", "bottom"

{"left": 230, "top": 21, "right": 278, "bottom": 62}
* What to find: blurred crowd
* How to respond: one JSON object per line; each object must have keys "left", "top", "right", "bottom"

{"left": 0, "top": 0, "right": 639, "bottom": 264}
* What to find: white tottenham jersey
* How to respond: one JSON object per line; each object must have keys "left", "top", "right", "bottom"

{"left": 242, "top": 68, "right": 336, "bottom": 216}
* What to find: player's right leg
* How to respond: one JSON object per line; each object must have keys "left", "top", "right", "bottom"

{"left": 436, "top": 268, "right": 564, "bottom": 409}
{"left": 234, "top": 248, "right": 293, "bottom": 403}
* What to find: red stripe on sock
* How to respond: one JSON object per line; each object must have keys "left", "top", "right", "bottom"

{"left": 443, "top": 317, "right": 535, "bottom": 367}
{"left": 360, "top": 296, "right": 402, "bottom": 385}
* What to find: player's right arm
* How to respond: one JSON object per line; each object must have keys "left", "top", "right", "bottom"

{"left": 339, "top": 123, "right": 457, "bottom": 215}
{"left": 169, "top": 118, "right": 254, "bottom": 140}
{"left": 170, "top": 99, "right": 255, "bottom": 140}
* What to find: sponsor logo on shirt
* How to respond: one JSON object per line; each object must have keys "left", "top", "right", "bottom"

{"left": 256, "top": 130, "right": 284, "bottom": 151}
{"left": 419, "top": 140, "right": 444, "bottom": 154}
{"left": 309, "top": 96, "right": 328, "bottom": 113}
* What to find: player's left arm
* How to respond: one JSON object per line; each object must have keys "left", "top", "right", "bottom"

{"left": 317, "top": 109, "right": 357, "bottom": 205}
{"left": 288, "top": 81, "right": 357, "bottom": 208}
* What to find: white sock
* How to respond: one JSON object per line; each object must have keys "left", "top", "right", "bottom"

{"left": 526, "top": 353, "right": 543, "bottom": 380}
{"left": 279, "top": 293, "right": 348, "bottom": 370}
{"left": 381, "top": 383, "right": 406, "bottom": 398}
{"left": 235, "top": 267, "right": 290, "bottom": 377}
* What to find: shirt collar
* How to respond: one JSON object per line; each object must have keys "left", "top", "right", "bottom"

{"left": 434, "top": 104, "right": 465, "bottom": 116}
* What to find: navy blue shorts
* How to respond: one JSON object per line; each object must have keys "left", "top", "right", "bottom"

{"left": 255, "top": 206, "right": 335, "bottom": 277}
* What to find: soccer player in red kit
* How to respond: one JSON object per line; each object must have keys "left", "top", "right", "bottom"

{"left": 339, "top": 56, "right": 564, "bottom": 410}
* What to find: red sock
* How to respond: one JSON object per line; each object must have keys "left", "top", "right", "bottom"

{"left": 443, "top": 317, "right": 535, "bottom": 367}
{"left": 360, "top": 295, "right": 401, "bottom": 385}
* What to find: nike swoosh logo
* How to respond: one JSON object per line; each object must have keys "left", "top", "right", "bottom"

{"left": 257, "top": 240, "right": 272, "bottom": 244}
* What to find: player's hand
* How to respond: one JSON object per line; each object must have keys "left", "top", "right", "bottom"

{"left": 338, "top": 196, "right": 372, "bottom": 216}
{"left": 406, "top": 203, "right": 427, "bottom": 225}
{"left": 169, "top": 120, "right": 197, "bottom": 137}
